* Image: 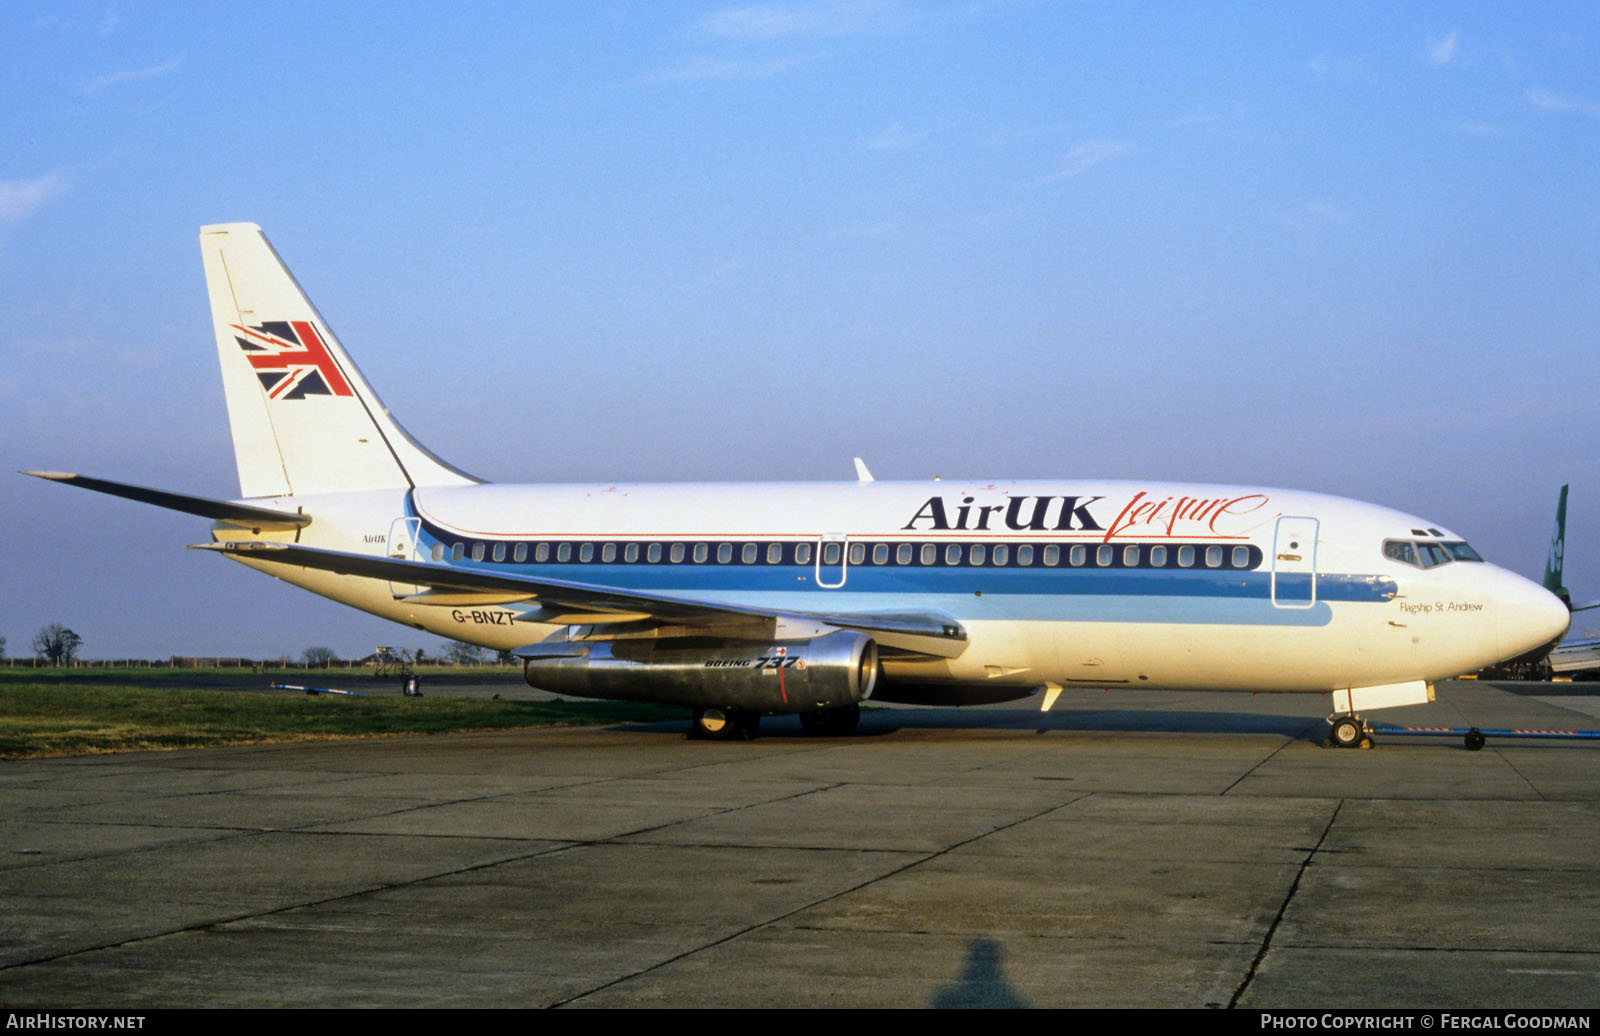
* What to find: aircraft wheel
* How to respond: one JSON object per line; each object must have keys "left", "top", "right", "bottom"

{"left": 800, "top": 704, "right": 860, "bottom": 736}
{"left": 690, "top": 707, "right": 759, "bottom": 740}
{"left": 826, "top": 703, "right": 860, "bottom": 734}
{"left": 690, "top": 707, "right": 736, "bottom": 740}
{"left": 734, "top": 710, "right": 761, "bottom": 739}
{"left": 1464, "top": 728, "right": 1486, "bottom": 751}
{"left": 1329, "top": 715, "right": 1365, "bottom": 749}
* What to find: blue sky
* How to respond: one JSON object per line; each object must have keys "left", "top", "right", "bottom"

{"left": 4, "top": 2, "right": 1598, "bottom": 660}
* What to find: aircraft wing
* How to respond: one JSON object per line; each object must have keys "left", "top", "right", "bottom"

{"left": 197, "top": 541, "right": 968, "bottom": 657}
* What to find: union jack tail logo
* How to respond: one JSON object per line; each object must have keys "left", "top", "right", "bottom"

{"left": 232, "top": 321, "right": 354, "bottom": 399}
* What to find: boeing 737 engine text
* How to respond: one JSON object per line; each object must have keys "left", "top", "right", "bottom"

{"left": 25, "top": 224, "right": 1573, "bottom": 743}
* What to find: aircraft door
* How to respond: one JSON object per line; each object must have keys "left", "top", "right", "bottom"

{"left": 1271, "top": 515, "right": 1318, "bottom": 608}
{"left": 816, "top": 533, "right": 849, "bottom": 588}
{"left": 388, "top": 517, "right": 423, "bottom": 598}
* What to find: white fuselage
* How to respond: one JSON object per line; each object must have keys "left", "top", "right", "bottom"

{"left": 219, "top": 477, "right": 1571, "bottom": 695}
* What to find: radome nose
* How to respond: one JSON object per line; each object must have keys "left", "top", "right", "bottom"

{"left": 1496, "top": 570, "right": 1571, "bottom": 660}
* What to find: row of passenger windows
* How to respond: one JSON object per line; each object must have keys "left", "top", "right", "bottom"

{"left": 1382, "top": 539, "right": 1484, "bottom": 569}
{"left": 428, "top": 538, "right": 1262, "bottom": 571}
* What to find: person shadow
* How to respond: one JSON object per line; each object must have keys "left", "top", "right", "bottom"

{"left": 930, "top": 937, "right": 1030, "bottom": 1009}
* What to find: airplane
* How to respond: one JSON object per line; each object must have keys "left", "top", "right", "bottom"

{"left": 1530, "top": 484, "right": 1599, "bottom": 680}
{"left": 25, "top": 223, "right": 1573, "bottom": 745}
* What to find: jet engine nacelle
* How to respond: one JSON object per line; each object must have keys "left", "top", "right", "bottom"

{"left": 519, "top": 630, "right": 878, "bottom": 713}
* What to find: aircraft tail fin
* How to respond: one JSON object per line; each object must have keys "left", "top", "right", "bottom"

{"left": 1543, "top": 483, "right": 1571, "bottom": 609}
{"left": 200, "top": 223, "right": 478, "bottom": 498}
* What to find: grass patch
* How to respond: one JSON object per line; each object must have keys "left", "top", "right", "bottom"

{"left": 0, "top": 671, "right": 686, "bottom": 759}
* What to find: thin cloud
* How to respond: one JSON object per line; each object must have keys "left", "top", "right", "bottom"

{"left": 866, "top": 122, "right": 923, "bottom": 150}
{"left": 1040, "top": 139, "right": 1133, "bottom": 183}
{"left": 81, "top": 56, "right": 183, "bottom": 95}
{"left": 1278, "top": 201, "right": 1349, "bottom": 234}
{"left": 1309, "top": 52, "right": 1364, "bottom": 80}
{"left": 697, "top": 1, "right": 908, "bottom": 42}
{"left": 651, "top": 52, "right": 819, "bottom": 82}
{"left": 1528, "top": 88, "right": 1600, "bottom": 118}
{"left": 828, "top": 220, "right": 900, "bottom": 241}
{"left": 0, "top": 172, "right": 68, "bottom": 224}
{"left": 1426, "top": 30, "right": 1459, "bottom": 66}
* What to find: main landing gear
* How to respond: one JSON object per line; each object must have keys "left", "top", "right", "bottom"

{"left": 689, "top": 707, "right": 760, "bottom": 741}
{"left": 689, "top": 704, "right": 862, "bottom": 740}
{"left": 1326, "top": 714, "right": 1372, "bottom": 750}
{"left": 799, "top": 703, "right": 860, "bottom": 737}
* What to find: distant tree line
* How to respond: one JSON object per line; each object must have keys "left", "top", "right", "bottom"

{"left": 0, "top": 624, "right": 516, "bottom": 668}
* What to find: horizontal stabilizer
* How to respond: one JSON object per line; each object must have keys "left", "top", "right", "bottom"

{"left": 23, "top": 471, "right": 310, "bottom": 529}
{"left": 197, "top": 540, "right": 968, "bottom": 655}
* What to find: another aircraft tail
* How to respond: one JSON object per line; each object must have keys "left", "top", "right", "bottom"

{"left": 200, "top": 223, "right": 478, "bottom": 498}
{"left": 1543, "top": 483, "right": 1571, "bottom": 609}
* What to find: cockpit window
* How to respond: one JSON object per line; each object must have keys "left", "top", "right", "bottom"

{"left": 1418, "top": 542, "right": 1452, "bottom": 568}
{"left": 1383, "top": 540, "right": 1418, "bottom": 566}
{"left": 1383, "top": 538, "right": 1484, "bottom": 568}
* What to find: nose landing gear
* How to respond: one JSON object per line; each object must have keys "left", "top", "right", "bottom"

{"left": 1326, "top": 714, "right": 1372, "bottom": 749}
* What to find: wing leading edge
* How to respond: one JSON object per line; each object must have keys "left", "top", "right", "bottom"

{"left": 196, "top": 540, "right": 968, "bottom": 658}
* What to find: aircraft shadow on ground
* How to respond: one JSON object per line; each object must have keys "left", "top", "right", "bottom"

{"left": 608, "top": 707, "right": 1328, "bottom": 742}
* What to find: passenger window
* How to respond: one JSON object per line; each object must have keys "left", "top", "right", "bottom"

{"left": 694, "top": 543, "right": 709, "bottom": 563}
{"left": 492, "top": 543, "right": 506, "bottom": 563}
{"left": 472, "top": 543, "right": 485, "bottom": 562}
{"left": 1123, "top": 545, "right": 1139, "bottom": 567}
{"left": 1069, "top": 545, "right": 1085, "bottom": 567}
{"left": 1205, "top": 546, "right": 1222, "bottom": 568}
{"left": 624, "top": 543, "right": 639, "bottom": 563}
{"left": 452, "top": 543, "right": 464, "bottom": 561}
{"left": 432, "top": 543, "right": 444, "bottom": 562}
{"left": 872, "top": 543, "right": 889, "bottom": 565}
{"left": 1096, "top": 545, "right": 1113, "bottom": 567}
{"left": 993, "top": 545, "right": 1009, "bottom": 566}
{"left": 970, "top": 544, "right": 986, "bottom": 566}
{"left": 601, "top": 543, "right": 616, "bottom": 563}
{"left": 767, "top": 542, "right": 782, "bottom": 564}
{"left": 670, "top": 543, "right": 685, "bottom": 563}
{"left": 921, "top": 544, "right": 937, "bottom": 565}
{"left": 717, "top": 543, "right": 732, "bottom": 563}
{"left": 557, "top": 543, "right": 572, "bottom": 562}
{"left": 579, "top": 543, "right": 594, "bottom": 563}
{"left": 535, "top": 542, "right": 550, "bottom": 563}
{"left": 514, "top": 543, "right": 528, "bottom": 563}
{"left": 822, "top": 542, "right": 841, "bottom": 565}
{"left": 1017, "top": 545, "right": 1033, "bottom": 566}
{"left": 946, "top": 544, "right": 961, "bottom": 565}
{"left": 742, "top": 543, "right": 758, "bottom": 564}
{"left": 897, "top": 543, "right": 912, "bottom": 565}
{"left": 795, "top": 543, "right": 812, "bottom": 565}
{"left": 1043, "top": 545, "right": 1060, "bottom": 566}
{"left": 849, "top": 543, "right": 866, "bottom": 565}
{"left": 647, "top": 543, "right": 662, "bottom": 563}
{"left": 1232, "top": 546, "right": 1250, "bottom": 568}
{"left": 1149, "top": 546, "right": 1166, "bottom": 567}
{"left": 1177, "top": 546, "right": 1193, "bottom": 568}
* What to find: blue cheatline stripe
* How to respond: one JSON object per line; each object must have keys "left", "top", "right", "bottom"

{"left": 695, "top": 590, "right": 1336, "bottom": 627}
{"left": 402, "top": 502, "right": 1387, "bottom": 626}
